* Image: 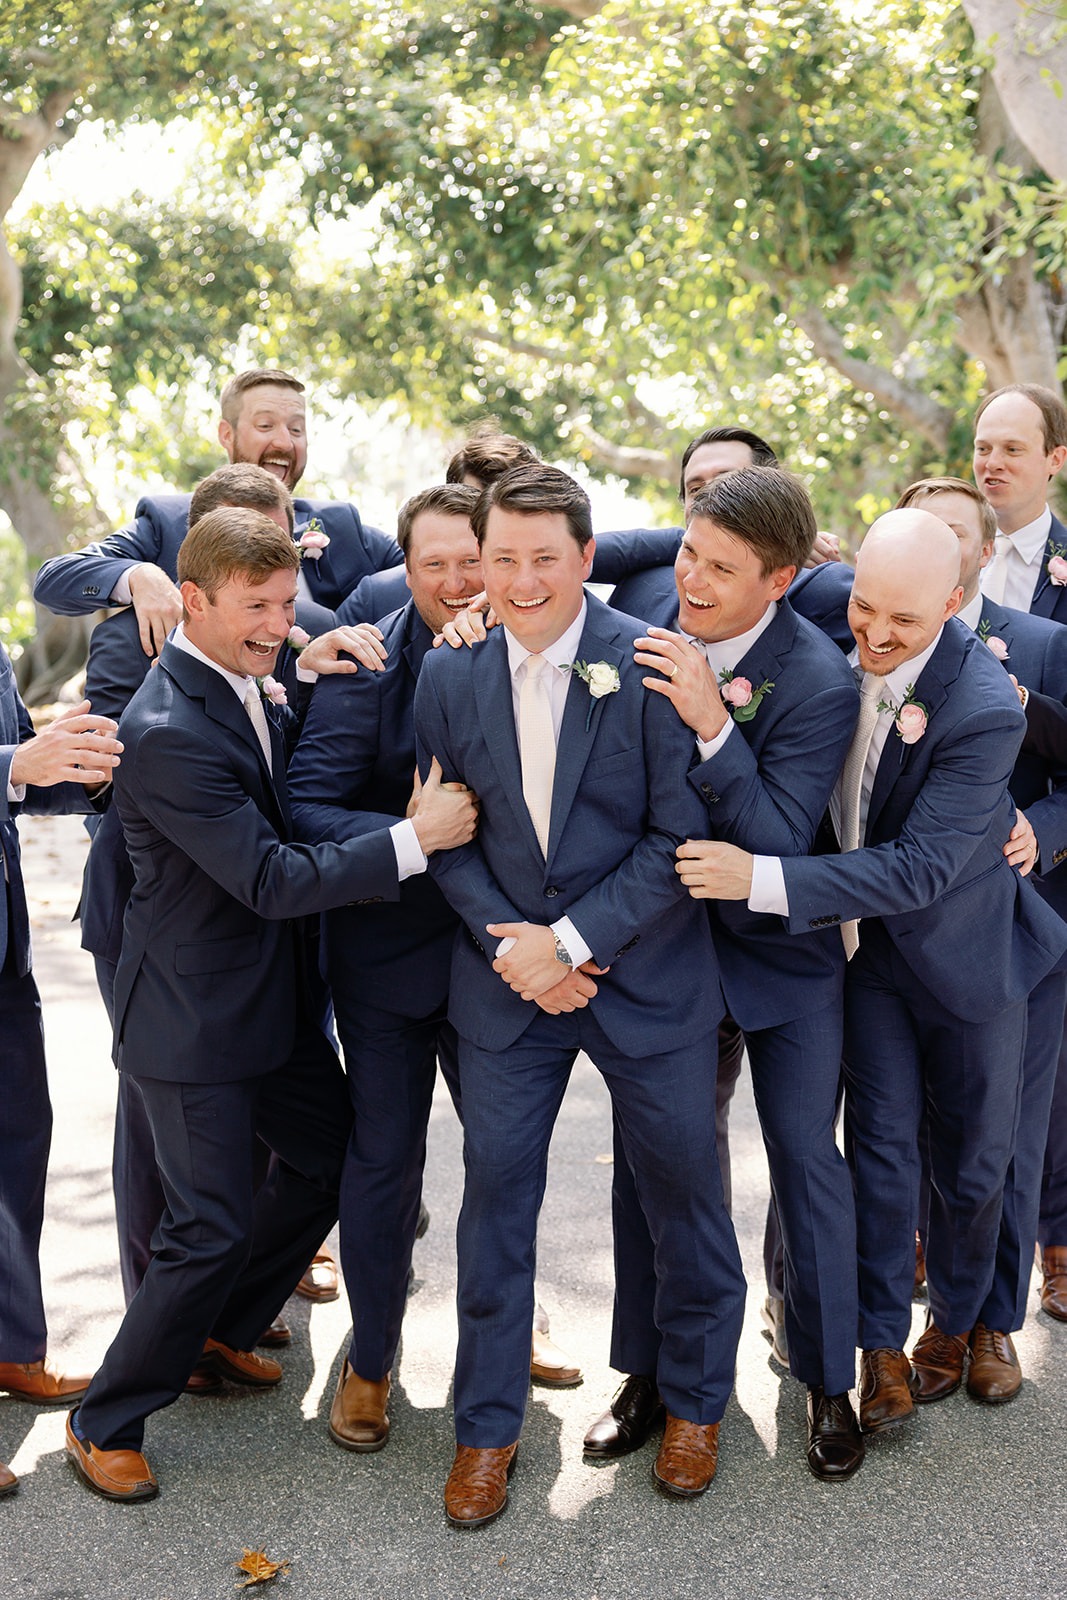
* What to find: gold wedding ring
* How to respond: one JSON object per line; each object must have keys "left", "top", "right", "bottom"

{"left": 667, "top": 663, "right": 679, "bottom": 680}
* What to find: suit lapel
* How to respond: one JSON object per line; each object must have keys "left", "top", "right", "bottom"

{"left": 864, "top": 625, "right": 960, "bottom": 841}
{"left": 1029, "top": 517, "right": 1067, "bottom": 616}
{"left": 161, "top": 644, "right": 286, "bottom": 824}
{"left": 545, "top": 605, "right": 626, "bottom": 868}
{"left": 474, "top": 632, "right": 545, "bottom": 860}
{"left": 729, "top": 604, "right": 793, "bottom": 743}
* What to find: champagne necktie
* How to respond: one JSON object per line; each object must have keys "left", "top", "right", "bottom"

{"left": 243, "top": 682, "right": 274, "bottom": 773}
{"left": 838, "top": 673, "right": 882, "bottom": 958}
{"left": 981, "top": 533, "right": 1015, "bottom": 606}
{"left": 519, "top": 653, "right": 555, "bottom": 856}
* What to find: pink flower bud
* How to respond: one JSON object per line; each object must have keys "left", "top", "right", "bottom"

{"left": 721, "top": 676, "right": 753, "bottom": 708}
{"left": 985, "top": 635, "right": 1009, "bottom": 662}
{"left": 261, "top": 676, "right": 287, "bottom": 706}
{"left": 287, "top": 625, "right": 311, "bottom": 650}
{"left": 1048, "top": 555, "right": 1067, "bottom": 586}
{"left": 897, "top": 703, "right": 927, "bottom": 744}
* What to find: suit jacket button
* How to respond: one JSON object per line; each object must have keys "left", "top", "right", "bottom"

{"left": 545, "top": 886, "right": 559, "bottom": 897}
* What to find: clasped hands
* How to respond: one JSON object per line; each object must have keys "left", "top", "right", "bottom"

{"left": 487, "top": 921, "right": 609, "bottom": 1013}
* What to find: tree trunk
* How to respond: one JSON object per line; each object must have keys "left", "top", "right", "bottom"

{"left": 961, "top": 0, "right": 1067, "bottom": 184}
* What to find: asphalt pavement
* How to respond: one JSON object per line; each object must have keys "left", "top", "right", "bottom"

{"left": 4, "top": 814, "right": 1065, "bottom": 1599}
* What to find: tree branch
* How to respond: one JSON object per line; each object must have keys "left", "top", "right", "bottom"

{"left": 961, "top": 0, "right": 1067, "bottom": 183}
{"left": 568, "top": 419, "right": 673, "bottom": 480}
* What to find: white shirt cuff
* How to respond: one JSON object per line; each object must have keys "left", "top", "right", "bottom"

{"left": 7, "top": 781, "right": 26, "bottom": 802}
{"left": 695, "top": 720, "right": 735, "bottom": 763}
{"left": 748, "top": 855, "right": 788, "bottom": 915}
{"left": 552, "top": 915, "right": 593, "bottom": 968}
{"left": 110, "top": 569, "right": 136, "bottom": 606}
{"left": 296, "top": 665, "right": 318, "bottom": 684}
{"left": 389, "top": 818, "right": 427, "bottom": 880}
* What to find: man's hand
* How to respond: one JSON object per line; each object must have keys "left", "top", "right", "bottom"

{"left": 804, "top": 532, "right": 841, "bottom": 568}
{"left": 300, "top": 623, "right": 387, "bottom": 676}
{"left": 432, "top": 593, "right": 497, "bottom": 650}
{"left": 410, "top": 756, "right": 478, "bottom": 855}
{"left": 487, "top": 921, "right": 565, "bottom": 1000}
{"left": 534, "top": 960, "right": 608, "bottom": 1014}
{"left": 634, "top": 627, "right": 728, "bottom": 741}
{"left": 9, "top": 701, "right": 123, "bottom": 789}
{"left": 1004, "top": 809, "right": 1038, "bottom": 876}
{"left": 675, "top": 839, "right": 754, "bottom": 900}
{"left": 127, "top": 563, "right": 183, "bottom": 658}
{"left": 405, "top": 765, "right": 422, "bottom": 819}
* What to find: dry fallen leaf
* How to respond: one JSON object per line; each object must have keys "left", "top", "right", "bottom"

{"left": 235, "top": 1549, "right": 290, "bottom": 1588}
{"left": 594, "top": 1153, "right": 613, "bottom": 1165}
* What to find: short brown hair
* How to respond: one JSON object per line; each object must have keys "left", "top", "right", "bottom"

{"left": 974, "top": 384, "right": 1067, "bottom": 453}
{"left": 396, "top": 483, "right": 479, "bottom": 559}
{"left": 687, "top": 466, "right": 815, "bottom": 575}
{"left": 896, "top": 476, "right": 996, "bottom": 542}
{"left": 446, "top": 422, "right": 540, "bottom": 488}
{"left": 472, "top": 463, "right": 593, "bottom": 550}
{"left": 189, "top": 464, "right": 295, "bottom": 534}
{"left": 678, "top": 425, "right": 779, "bottom": 500}
{"left": 178, "top": 507, "right": 299, "bottom": 601}
{"left": 218, "top": 368, "right": 305, "bottom": 427}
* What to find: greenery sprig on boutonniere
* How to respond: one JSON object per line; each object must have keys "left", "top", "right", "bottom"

{"left": 258, "top": 676, "right": 287, "bottom": 706}
{"left": 717, "top": 668, "right": 773, "bottom": 723}
{"left": 564, "top": 659, "right": 620, "bottom": 729}
{"left": 878, "top": 683, "right": 927, "bottom": 743}
{"left": 297, "top": 517, "right": 330, "bottom": 559}
{"left": 976, "top": 617, "right": 1009, "bottom": 662}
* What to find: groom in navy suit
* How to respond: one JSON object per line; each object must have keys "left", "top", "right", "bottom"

{"left": 415, "top": 464, "right": 745, "bottom": 1526}
{"left": 678, "top": 509, "right": 1067, "bottom": 1441}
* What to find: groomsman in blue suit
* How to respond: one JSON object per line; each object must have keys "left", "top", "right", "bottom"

{"left": 897, "top": 475, "right": 1067, "bottom": 1391}
{"left": 975, "top": 384, "right": 1067, "bottom": 1322}
{"left": 586, "top": 466, "right": 865, "bottom": 1479}
{"left": 33, "top": 367, "right": 402, "bottom": 659}
{"left": 415, "top": 464, "right": 745, "bottom": 1526}
{"left": 65, "top": 509, "right": 476, "bottom": 1502}
{"left": 0, "top": 650, "right": 122, "bottom": 1494}
{"left": 676, "top": 509, "right": 1067, "bottom": 1441}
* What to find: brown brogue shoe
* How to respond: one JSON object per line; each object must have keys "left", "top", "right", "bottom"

{"left": 652, "top": 1415, "right": 719, "bottom": 1498}
{"left": 967, "top": 1325, "right": 1022, "bottom": 1403}
{"left": 328, "top": 1362, "right": 390, "bottom": 1452}
{"left": 444, "top": 1443, "right": 518, "bottom": 1528}
{"left": 1041, "top": 1246, "right": 1067, "bottom": 1323}
{"left": 0, "top": 1359, "right": 92, "bottom": 1406}
{"left": 65, "top": 1414, "right": 157, "bottom": 1503}
{"left": 295, "top": 1248, "right": 340, "bottom": 1304}
{"left": 530, "top": 1328, "right": 583, "bottom": 1388}
{"left": 0, "top": 1460, "right": 17, "bottom": 1497}
{"left": 203, "top": 1340, "right": 282, "bottom": 1387}
{"left": 257, "top": 1316, "right": 292, "bottom": 1349}
{"left": 858, "top": 1348, "right": 914, "bottom": 1433}
{"left": 910, "top": 1320, "right": 970, "bottom": 1403}
{"left": 184, "top": 1357, "right": 223, "bottom": 1396}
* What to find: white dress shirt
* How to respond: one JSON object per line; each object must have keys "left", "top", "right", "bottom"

{"left": 171, "top": 624, "right": 425, "bottom": 881}
{"left": 500, "top": 601, "right": 592, "bottom": 966}
{"left": 748, "top": 629, "right": 945, "bottom": 917}
{"left": 979, "top": 506, "right": 1052, "bottom": 613}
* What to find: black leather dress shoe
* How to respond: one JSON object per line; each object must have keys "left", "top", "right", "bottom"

{"left": 806, "top": 1388, "right": 865, "bottom": 1480}
{"left": 583, "top": 1374, "right": 665, "bottom": 1459}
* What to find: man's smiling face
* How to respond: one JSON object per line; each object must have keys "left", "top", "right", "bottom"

{"left": 182, "top": 566, "right": 298, "bottom": 679}
{"left": 480, "top": 507, "right": 593, "bottom": 651}
{"left": 220, "top": 384, "right": 308, "bottom": 492}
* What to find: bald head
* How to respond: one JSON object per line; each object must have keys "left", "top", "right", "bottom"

{"left": 848, "top": 509, "right": 964, "bottom": 677}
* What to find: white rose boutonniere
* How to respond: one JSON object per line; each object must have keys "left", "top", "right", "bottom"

{"left": 565, "top": 659, "right": 621, "bottom": 729}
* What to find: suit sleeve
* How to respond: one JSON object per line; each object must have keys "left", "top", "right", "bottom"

{"left": 781, "top": 701, "right": 1025, "bottom": 932}
{"left": 123, "top": 721, "right": 401, "bottom": 917}
{"left": 1, "top": 655, "right": 100, "bottom": 820}
{"left": 689, "top": 678, "right": 859, "bottom": 855}
{"left": 589, "top": 528, "right": 682, "bottom": 585}
{"left": 289, "top": 671, "right": 404, "bottom": 844}
{"left": 33, "top": 508, "right": 166, "bottom": 616}
{"left": 1015, "top": 628, "right": 1067, "bottom": 867}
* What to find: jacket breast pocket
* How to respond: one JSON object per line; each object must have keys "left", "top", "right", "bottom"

{"left": 175, "top": 934, "right": 261, "bottom": 976}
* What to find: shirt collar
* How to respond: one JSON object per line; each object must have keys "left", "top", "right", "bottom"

{"left": 1004, "top": 505, "right": 1053, "bottom": 565}
{"left": 686, "top": 602, "right": 779, "bottom": 678}
{"left": 847, "top": 626, "right": 944, "bottom": 710}
{"left": 172, "top": 622, "right": 254, "bottom": 703}
{"left": 504, "top": 598, "right": 588, "bottom": 679}
{"left": 957, "top": 592, "right": 984, "bottom": 632}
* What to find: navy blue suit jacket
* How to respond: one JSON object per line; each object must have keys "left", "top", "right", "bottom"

{"left": 0, "top": 645, "right": 101, "bottom": 975}
{"left": 336, "top": 567, "right": 410, "bottom": 626}
{"left": 34, "top": 494, "right": 402, "bottom": 615}
{"left": 1028, "top": 512, "right": 1067, "bottom": 626}
{"left": 112, "top": 641, "right": 401, "bottom": 1082}
{"left": 288, "top": 602, "right": 458, "bottom": 1018}
{"left": 415, "top": 593, "right": 722, "bottom": 1057}
{"left": 611, "top": 587, "right": 859, "bottom": 1030}
{"left": 781, "top": 619, "right": 1067, "bottom": 1023}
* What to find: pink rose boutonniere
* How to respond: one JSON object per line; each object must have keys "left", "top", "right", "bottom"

{"left": 1048, "top": 549, "right": 1067, "bottom": 587}
{"left": 976, "top": 617, "right": 1009, "bottom": 662}
{"left": 297, "top": 518, "right": 330, "bottom": 559}
{"left": 879, "top": 685, "right": 927, "bottom": 744}
{"left": 287, "top": 624, "right": 311, "bottom": 653}
{"left": 260, "top": 676, "right": 287, "bottom": 706}
{"left": 718, "top": 669, "right": 773, "bottom": 723}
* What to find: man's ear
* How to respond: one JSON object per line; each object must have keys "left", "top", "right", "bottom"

{"left": 218, "top": 418, "right": 234, "bottom": 459}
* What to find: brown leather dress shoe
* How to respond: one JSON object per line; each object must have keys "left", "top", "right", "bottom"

{"left": 1041, "top": 1246, "right": 1067, "bottom": 1322}
{"left": 652, "top": 1415, "right": 719, "bottom": 1498}
{"left": 910, "top": 1320, "right": 970, "bottom": 1403}
{"left": 0, "top": 1359, "right": 92, "bottom": 1406}
{"left": 806, "top": 1388, "right": 865, "bottom": 1479}
{"left": 65, "top": 1413, "right": 158, "bottom": 1502}
{"left": 184, "top": 1357, "right": 223, "bottom": 1395}
{"left": 966, "top": 1325, "right": 1022, "bottom": 1403}
{"left": 328, "top": 1362, "right": 390, "bottom": 1452}
{"left": 295, "top": 1249, "right": 340, "bottom": 1304}
{"left": 858, "top": 1347, "right": 915, "bottom": 1433}
{"left": 530, "top": 1328, "right": 583, "bottom": 1388}
{"left": 257, "top": 1316, "right": 292, "bottom": 1349}
{"left": 444, "top": 1443, "right": 518, "bottom": 1528}
{"left": 0, "top": 1460, "right": 17, "bottom": 1497}
{"left": 583, "top": 1374, "right": 665, "bottom": 1458}
{"left": 203, "top": 1340, "right": 282, "bottom": 1387}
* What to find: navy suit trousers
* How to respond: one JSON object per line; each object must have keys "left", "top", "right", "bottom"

{"left": 0, "top": 924, "right": 51, "bottom": 1362}
{"left": 1040, "top": 1023, "right": 1067, "bottom": 1249}
{"left": 335, "top": 996, "right": 460, "bottom": 1381}
{"left": 453, "top": 1009, "right": 745, "bottom": 1447}
{"left": 844, "top": 920, "right": 1027, "bottom": 1350}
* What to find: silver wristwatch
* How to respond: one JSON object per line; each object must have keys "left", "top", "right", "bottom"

{"left": 552, "top": 931, "right": 573, "bottom": 967}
